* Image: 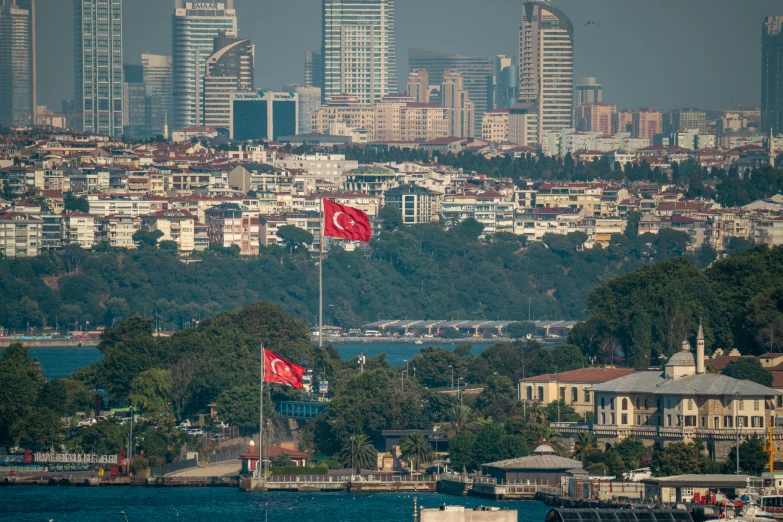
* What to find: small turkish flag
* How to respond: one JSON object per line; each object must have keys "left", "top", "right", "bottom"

{"left": 263, "top": 349, "right": 306, "bottom": 389}
{"left": 323, "top": 199, "right": 372, "bottom": 242}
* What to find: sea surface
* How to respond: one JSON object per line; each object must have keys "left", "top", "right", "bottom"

{"left": 0, "top": 488, "right": 548, "bottom": 521}
{"left": 0, "top": 342, "right": 498, "bottom": 380}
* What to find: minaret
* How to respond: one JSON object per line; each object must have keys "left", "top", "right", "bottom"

{"left": 771, "top": 128, "right": 776, "bottom": 169}
{"left": 696, "top": 321, "right": 705, "bottom": 374}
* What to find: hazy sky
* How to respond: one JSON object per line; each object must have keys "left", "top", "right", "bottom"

{"left": 39, "top": 0, "right": 781, "bottom": 112}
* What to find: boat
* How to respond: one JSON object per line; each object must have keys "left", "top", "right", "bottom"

{"left": 414, "top": 340, "right": 423, "bottom": 345}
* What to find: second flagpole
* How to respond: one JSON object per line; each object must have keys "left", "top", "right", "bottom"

{"left": 319, "top": 199, "right": 324, "bottom": 348}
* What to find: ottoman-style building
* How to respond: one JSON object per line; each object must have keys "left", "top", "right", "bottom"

{"left": 555, "top": 324, "right": 782, "bottom": 460}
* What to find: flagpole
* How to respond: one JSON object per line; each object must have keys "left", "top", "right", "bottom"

{"left": 319, "top": 199, "right": 324, "bottom": 348}
{"left": 258, "top": 344, "right": 264, "bottom": 480}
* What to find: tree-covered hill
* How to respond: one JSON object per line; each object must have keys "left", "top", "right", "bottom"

{"left": 570, "top": 245, "right": 783, "bottom": 366}
{"left": 0, "top": 220, "right": 710, "bottom": 331}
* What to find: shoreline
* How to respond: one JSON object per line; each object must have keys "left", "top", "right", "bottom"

{"left": 311, "top": 336, "right": 517, "bottom": 344}
{"left": 0, "top": 338, "right": 100, "bottom": 348}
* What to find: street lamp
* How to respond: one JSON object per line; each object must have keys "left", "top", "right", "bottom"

{"left": 449, "top": 365, "right": 454, "bottom": 392}
{"left": 457, "top": 377, "right": 464, "bottom": 406}
{"left": 735, "top": 391, "right": 741, "bottom": 474}
{"left": 350, "top": 435, "right": 356, "bottom": 474}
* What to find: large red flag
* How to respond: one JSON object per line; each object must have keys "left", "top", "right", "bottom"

{"left": 323, "top": 199, "right": 372, "bottom": 242}
{"left": 263, "top": 349, "right": 306, "bottom": 389}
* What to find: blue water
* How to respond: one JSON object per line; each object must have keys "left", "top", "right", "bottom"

{"left": 1, "top": 342, "right": 498, "bottom": 380}
{"left": 0, "top": 488, "right": 547, "bottom": 521}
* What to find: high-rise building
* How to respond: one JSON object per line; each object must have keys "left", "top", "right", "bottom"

{"left": 442, "top": 69, "right": 474, "bottom": 138}
{"left": 123, "top": 64, "right": 148, "bottom": 138}
{"left": 322, "top": 0, "right": 397, "bottom": 105}
{"left": 0, "top": 0, "right": 34, "bottom": 125}
{"left": 408, "top": 47, "right": 493, "bottom": 136}
{"left": 74, "top": 0, "right": 123, "bottom": 136}
{"left": 632, "top": 109, "right": 663, "bottom": 141}
{"left": 575, "top": 77, "right": 602, "bottom": 107}
{"left": 203, "top": 31, "right": 254, "bottom": 128}
{"left": 407, "top": 69, "right": 429, "bottom": 104}
{"left": 494, "top": 55, "right": 518, "bottom": 110}
{"left": 304, "top": 50, "right": 324, "bottom": 91}
{"left": 668, "top": 108, "right": 707, "bottom": 134}
{"left": 283, "top": 84, "right": 321, "bottom": 134}
{"left": 614, "top": 109, "right": 634, "bottom": 134}
{"left": 518, "top": 1, "right": 574, "bottom": 142}
{"left": 141, "top": 54, "right": 173, "bottom": 137}
{"left": 230, "top": 91, "right": 297, "bottom": 141}
{"left": 762, "top": 16, "right": 783, "bottom": 134}
{"left": 575, "top": 103, "right": 615, "bottom": 134}
{"left": 172, "top": 1, "right": 237, "bottom": 130}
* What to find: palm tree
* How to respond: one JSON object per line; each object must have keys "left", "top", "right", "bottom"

{"left": 440, "top": 405, "right": 490, "bottom": 437}
{"left": 338, "top": 434, "right": 377, "bottom": 473}
{"left": 399, "top": 433, "right": 435, "bottom": 471}
{"left": 570, "top": 431, "right": 597, "bottom": 462}
{"left": 534, "top": 426, "right": 566, "bottom": 456}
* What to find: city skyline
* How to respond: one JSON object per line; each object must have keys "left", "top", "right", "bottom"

{"left": 31, "top": 0, "right": 782, "bottom": 114}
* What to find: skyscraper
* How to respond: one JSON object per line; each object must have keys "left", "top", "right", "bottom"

{"left": 408, "top": 48, "right": 493, "bottom": 136}
{"left": 575, "top": 77, "right": 602, "bottom": 107}
{"left": 304, "top": 50, "right": 324, "bottom": 91}
{"left": 172, "top": 1, "right": 237, "bottom": 129}
{"left": 407, "top": 69, "right": 429, "bottom": 104}
{"left": 74, "top": 0, "right": 123, "bottom": 136}
{"left": 762, "top": 16, "right": 783, "bottom": 134}
{"left": 518, "top": 1, "right": 574, "bottom": 142}
{"left": 493, "top": 55, "right": 517, "bottom": 110}
{"left": 442, "top": 69, "right": 474, "bottom": 138}
{"left": 123, "top": 64, "right": 147, "bottom": 138}
{"left": 322, "top": 0, "right": 397, "bottom": 105}
{"left": 141, "top": 54, "right": 173, "bottom": 137}
{"left": 203, "top": 31, "right": 254, "bottom": 128}
{"left": 282, "top": 84, "right": 321, "bottom": 134}
{"left": 0, "top": 0, "right": 34, "bottom": 125}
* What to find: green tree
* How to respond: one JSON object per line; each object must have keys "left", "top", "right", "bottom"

{"left": 133, "top": 229, "right": 164, "bottom": 248}
{"left": 158, "top": 240, "right": 179, "bottom": 253}
{"left": 400, "top": 432, "right": 435, "bottom": 470}
{"left": 448, "top": 432, "right": 478, "bottom": 472}
{"left": 613, "top": 437, "right": 652, "bottom": 471}
{"left": 378, "top": 205, "right": 402, "bottom": 232}
{"left": 216, "top": 384, "right": 273, "bottom": 432}
{"left": 276, "top": 225, "right": 314, "bottom": 254}
{"left": 570, "top": 431, "right": 597, "bottom": 462}
{"left": 63, "top": 192, "right": 90, "bottom": 213}
{"left": 474, "top": 375, "right": 518, "bottom": 419}
{"left": 440, "top": 405, "right": 485, "bottom": 437}
{"left": 313, "top": 370, "right": 428, "bottom": 455}
{"left": 651, "top": 442, "right": 713, "bottom": 476}
{"left": 129, "top": 369, "right": 174, "bottom": 416}
{"left": 722, "top": 358, "right": 773, "bottom": 386}
{"left": 551, "top": 344, "right": 587, "bottom": 372}
{"left": 439, "top": 328, "right": 463, "bottom": 339}
{"left": 506, "top": 321, "right": 535, "bottom": 339}
{"left": 339, "top": 433, "right": 378, "bottom": 472}
{"left": 473, "top": 423, "right": 528, "bottom": 467}
{"left": 408, "top": 347, "right": 465, "bottom": 388}
{"left": 0, "top": 344, "right": 45, "bottom": 443}
{"left": 10, "top": 407, "right": 67, "bottom": 449}
{"left": 721, "top": 435, "right": 768, "bottom": 475}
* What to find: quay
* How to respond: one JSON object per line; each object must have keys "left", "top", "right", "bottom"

{"left": 0, "top": 337, "right": 99, "bottom": 348}
{"left": 240, "top": 474, "right": 436, "bottom": 492}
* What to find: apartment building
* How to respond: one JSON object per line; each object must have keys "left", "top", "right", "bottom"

{"left": 63, "top": 211, "right": 97, "bottom": 247}
{"left": 88, "top": 195, "right": 152, "bottom": 217}
{"left": 535, "top": 182, "right": 609, "bottom": 216}
{"left": 513, "top": 207, "right": 590, "bottom": 242}
{"left": 0, "top": 212, "right": 41, "bottom": 258}
{"left": 441, "top": 191, "right": 514, "bottom": 234}
{"left": 482, "top": 108, "right": 509, "bottom": 143}
{"left": 140, "top": 209, "right": 196, "bottom": 253}
{"left": 98, "top": 214, "right": 141, "bottom": 248}
{"left": 519, "top": 368, "right": 636, "bottom": 416}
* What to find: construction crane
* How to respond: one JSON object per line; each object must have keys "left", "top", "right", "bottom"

{"left": 764, "top": 417, "right": 778, "bottom": 473}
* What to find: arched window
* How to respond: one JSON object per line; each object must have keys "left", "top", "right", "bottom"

{"left": 601, "top": 397, "right": 605, "bottom": 408}
{"left": 622, "top": 398, "right": 628, "bottom": 411}
{"left": 657, "top": 399, "right": 662, "bottom": 410}
{"left": 636, "top": 398, "right": 641, "bottom": 410}
{"left": 645, "top": 398, "right": 649, "bottom": 409}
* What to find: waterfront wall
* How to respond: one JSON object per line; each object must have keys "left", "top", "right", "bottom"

{"left": 0, "top": 338, "right": 100, "bottom": 348}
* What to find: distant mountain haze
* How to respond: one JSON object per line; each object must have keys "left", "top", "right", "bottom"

{"left": 37, "top": 0, "right": 779, "bottom": 112}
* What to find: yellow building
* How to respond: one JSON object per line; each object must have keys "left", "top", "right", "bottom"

{"left": 519, "top": 367, "right": 636, "bottom": 415}
{"left": 141, "top": 209, "right": 196, "bottom": 254}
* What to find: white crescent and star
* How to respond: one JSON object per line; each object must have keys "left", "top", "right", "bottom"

{"left": 271, "top": 359, "right": 286, "bottom": 375}
{"left": 333, "top": 211, "right": 356, "bottom": 230}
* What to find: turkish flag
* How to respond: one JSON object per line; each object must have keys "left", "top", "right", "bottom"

{"left": 323, "top": 199, "right": 372, "bottom": 242}
{"left": 263, "top": 349, "right": 306, "bottom": 389}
